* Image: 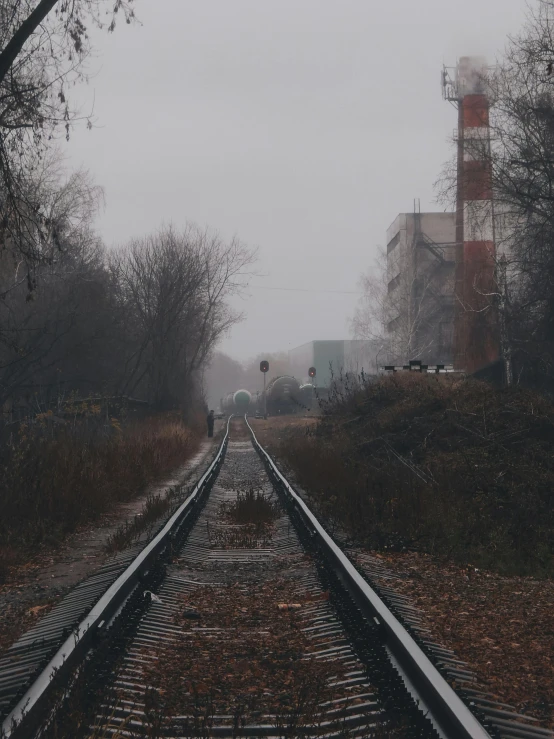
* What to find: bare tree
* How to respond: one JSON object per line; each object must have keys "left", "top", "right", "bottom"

{"left": 0, "top": 156, "right": 109, "bottom": 410}
{"left": 203, "top": 351, "right": 245, "bottom": 410}
{"left": 488, "top": 4, "right": 554, "bottom": 384}
{"left": 113, "top": 226, "right": 256, "bottom": 412}
{"left": 0, "top": 0, "right": 134, "bottom": 270}
{"left": 352, "top": 245, "right": 452, "bottom": 366}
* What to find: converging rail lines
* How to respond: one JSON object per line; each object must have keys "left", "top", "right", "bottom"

{"left": 1, "top": 418, "right": 550, "bottom": 739}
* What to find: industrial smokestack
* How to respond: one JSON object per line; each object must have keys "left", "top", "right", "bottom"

{"left": 450, "top": 56, "right": 499, "bottom": 373}
{"left": 456, "top": 55, "right": 488, "bottom": 96}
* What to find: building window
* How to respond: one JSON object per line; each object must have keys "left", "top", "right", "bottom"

{"left": 387, "top": 274, "right": 401, "bottom": 293}
{"left": 387, "top": 232, "right": 400, "bottom": 254}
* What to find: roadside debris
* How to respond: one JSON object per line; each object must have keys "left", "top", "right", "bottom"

{"left": 144, "top": 590, "right": 162, "bottom": 603}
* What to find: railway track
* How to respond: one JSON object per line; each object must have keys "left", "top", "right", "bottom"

{"left": 0, "top": 418, "right": 550, "bottom": 738}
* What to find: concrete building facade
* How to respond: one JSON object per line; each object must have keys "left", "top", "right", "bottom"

{"left": 385, "top": 210, "right": 456, "bottom": 365}
{"left": 289, "top": 340, "right": 381, "bottom": 388}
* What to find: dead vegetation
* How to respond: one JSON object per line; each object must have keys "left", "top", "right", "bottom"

{"left": 207, "top": 488, "right": 280, "bottom": 549}
{"left": 145, "top": 582, "right": 340, "bottom": 730}
{"left": 279, "top": 373, "right": 554, "bottom": 576}
{"left": 225, "top": 487, "right": 280, "bottom": 525}
{"left": 105, "top": 491, "right": 177, "bottom": 554}
{"left": 0, "top": 414, "right": 199, "bottom": 581}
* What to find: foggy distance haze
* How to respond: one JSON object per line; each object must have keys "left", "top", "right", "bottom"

{"left": 65, "top": 0, "right": 527, "bottom": 361}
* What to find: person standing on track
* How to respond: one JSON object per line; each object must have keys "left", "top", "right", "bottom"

{"left": 207, "top": 409, "right": 215, "bottom": 438}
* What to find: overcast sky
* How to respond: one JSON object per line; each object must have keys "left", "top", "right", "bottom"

{"left": 65, "top": 0, "right": 528, "bottom": 361}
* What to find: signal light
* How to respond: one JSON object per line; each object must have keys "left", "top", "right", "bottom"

{"left": 308, "top": 366, "right": 316, "bottom": 378}
{"left": 260, "top": 360, "right": 269, "bottom": 373}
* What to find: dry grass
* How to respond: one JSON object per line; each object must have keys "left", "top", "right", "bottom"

{"left": 279, "top": 373, "right": 554, "bottom": 576}
{"left": 105, "top": 491, "right": 176, "bottom": 553}
{"left": 0, "top": 415, "right": 199, "bottom": 581}
{"left": 225, "top": 488, "right": 280, "bottom": 526}
{"left": 206, "top": 489, "right": 280, "bottom": 549}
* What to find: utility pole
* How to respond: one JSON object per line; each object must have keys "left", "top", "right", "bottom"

{"left": 260, "top": 360, "right": 269, "bottom": 419}
{"left": 498, "top": 255, "right": 513, "bottom": 386}
{"left": 308, "top": 367, "right": 316, "bottom": 412}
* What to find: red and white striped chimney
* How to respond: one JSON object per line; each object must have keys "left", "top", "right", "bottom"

{"left": 454, "top": 56, "right": 499, "bottom": 373}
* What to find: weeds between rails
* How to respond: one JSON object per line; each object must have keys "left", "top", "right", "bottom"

{"left": 225, "top": 487, "right": 280, "bottom": 525}
{"left": 207, "top": 487, "right": 281, "bottom": 549}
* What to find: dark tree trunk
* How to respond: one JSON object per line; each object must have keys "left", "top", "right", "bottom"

{"left": 0, "top": 0, "right": 59, "bottom": 88}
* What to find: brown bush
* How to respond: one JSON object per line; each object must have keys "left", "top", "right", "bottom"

{"left": 0, "top": 413, "right": 199, "bottom": 578}
{"left": 280, "top": 374, "right": 554, "bottom": 576}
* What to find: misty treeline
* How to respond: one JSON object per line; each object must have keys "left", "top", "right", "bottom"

{"left": 0, "top": 0, "right": 256, "bottom": 420}
{"left": 0, "top": 158, "right": 254, "bottom": 416}
{"left": 353, "top": 0, "right": 554, "bottom": 388}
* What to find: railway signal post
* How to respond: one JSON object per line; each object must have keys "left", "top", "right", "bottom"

{"left": 260, "top": 360, "right": 269, "bottom": 418}
{"left": 308, "top": 366, "right": 316, "bottom": 411}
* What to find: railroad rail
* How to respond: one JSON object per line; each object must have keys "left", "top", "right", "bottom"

{"left": 0, "top": 417, "right": 549, "bottom": 738}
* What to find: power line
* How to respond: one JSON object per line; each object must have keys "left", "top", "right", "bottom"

{"left": 247, "top": 284, "right": 363, "bottom": 295}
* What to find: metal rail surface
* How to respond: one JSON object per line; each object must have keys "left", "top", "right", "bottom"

{"left": 245, "top": 418, "right": 492, "bottom": 739}
{"left": 1, "top": 418, "right": 231, "bottom": 738}
{"left": 1, "top": 416, "right": 547, "bottom": 739}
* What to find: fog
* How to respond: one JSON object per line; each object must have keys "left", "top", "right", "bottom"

{"left": 65, "top": 0, "right": 528, "bottom": 361}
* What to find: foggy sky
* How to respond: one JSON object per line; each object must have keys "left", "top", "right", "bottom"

{"left": 65, "top": 0, "right": 528, "bottom": 361}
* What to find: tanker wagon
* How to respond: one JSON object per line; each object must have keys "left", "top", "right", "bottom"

{"left": 263, "top": 375, "right": 301, "bottom": 415}
{"left": 221, "top": 389, "right": 252, "bottom": 414}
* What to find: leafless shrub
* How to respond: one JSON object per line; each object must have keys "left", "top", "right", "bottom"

{"left": 280, "top": 373, "right": 554, "bottom": 576}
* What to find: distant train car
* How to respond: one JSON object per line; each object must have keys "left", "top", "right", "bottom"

{"left": 221, "top": 389, "right": 252, "bottom": 414}
{"left": 233, "top": 389, "right": 252, "bottom": 412}
{"left": 298, "top": 383, "right": 315, "bottom": 410}
{"left": 263, "top": 375, "right": 301, "bottom": 415}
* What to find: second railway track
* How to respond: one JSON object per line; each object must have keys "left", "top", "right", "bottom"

{"left": 1, "top": 418, "right": 549, "bottom": 739}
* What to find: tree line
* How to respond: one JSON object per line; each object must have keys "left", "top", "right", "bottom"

{"left": 0, "top": 1, "right": 255, "bottom": 420}
{"left": 0, "top": 155, "right": 254, "bottom": 417}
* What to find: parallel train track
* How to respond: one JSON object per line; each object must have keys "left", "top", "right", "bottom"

{"left": 0, "top": 418, "right": 550, "bottom": 738}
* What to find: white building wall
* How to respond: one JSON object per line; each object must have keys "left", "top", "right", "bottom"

{"left": 385, "top": 211, "right": 456, "bottom": 364}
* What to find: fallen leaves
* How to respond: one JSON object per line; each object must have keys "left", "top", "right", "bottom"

{"left": 133, "top": 572, "right": 371, "bottom": 735}
{"left": 26, "top": 604, "right": 49, "bottom": 616}
{"left": 358, "top": 550, "right": 554, "bottom": 728}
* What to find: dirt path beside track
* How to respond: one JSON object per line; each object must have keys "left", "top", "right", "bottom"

{"left": 0, "top": 430, "right": 222, "bottom": 655}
